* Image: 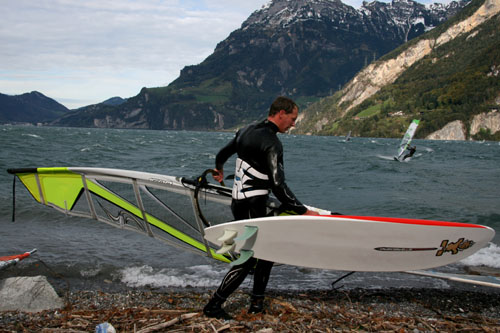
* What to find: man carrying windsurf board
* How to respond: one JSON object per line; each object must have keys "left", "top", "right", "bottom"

{"left": 203, "top": 96, "right": 319, "bottom": 319}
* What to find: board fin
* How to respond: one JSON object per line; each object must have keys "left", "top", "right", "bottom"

{"left": 217, "top": 229, "right": 238, "bottom": 243}
{"left": 215, "top": 229, "right": 238, "bottom": 255}
{"left": 230, "top": 250, "right": 254, "bottom": 266}
{"left": 216, "top": 242, "right": 236, "bottom": 254}
{"left": 234, "top": 225, "right": 258, "bottom": 241}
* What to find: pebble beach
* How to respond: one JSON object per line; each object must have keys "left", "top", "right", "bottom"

{"left": 1, "top": 283, "right": 499, "bottom": 332}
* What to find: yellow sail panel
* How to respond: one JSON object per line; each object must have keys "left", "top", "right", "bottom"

{"left": 16, "top": 168, "right": 83, "bottom": 210}
{"left": 38, "top": 172, "right": 84, "bottom": 210}
{"left": 16, "top": 173, "right": 43, "bottom": 203}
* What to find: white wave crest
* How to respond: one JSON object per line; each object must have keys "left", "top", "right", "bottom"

{"left": 22, "top": 133, "right": 42, "bottom": 139}
{"left": 120, "top": 265, "right": 225, "bottom": 288}
{"left": 460, "top": 243, "right": 500, "bottom": 268}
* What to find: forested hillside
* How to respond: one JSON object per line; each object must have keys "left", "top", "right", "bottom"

{"left": 295, "top": 0, "right": 500, "bottom": 140}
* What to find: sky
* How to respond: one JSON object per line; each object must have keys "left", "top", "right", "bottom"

{"left": 1, "top": 0, "right": 455, "bottom": 109}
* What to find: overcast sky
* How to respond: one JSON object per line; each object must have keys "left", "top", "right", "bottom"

{"left": 1, "top": 0, "right": 455, "bottom": 109}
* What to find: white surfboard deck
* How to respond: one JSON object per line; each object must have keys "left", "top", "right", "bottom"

{"left": 204, "top": 215, "right": 495, "bottom": 272}
{"left": 405, "top": 270, "right": 500, "bottom": 289}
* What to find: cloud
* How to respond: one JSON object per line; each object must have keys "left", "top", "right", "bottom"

{"left": 1, "top": 0, "right": 266, "bottom": 108}
{"left": 17, "top": 2, "right": 239, "bottom": 71}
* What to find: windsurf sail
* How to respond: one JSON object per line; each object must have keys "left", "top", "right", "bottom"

{"left": 395, "top": 119, "right": 419, "bottom": 161}
{"left": 345, "top": 131, "right": 351, "bottom": 142}
{"left": 7, "top": 167, "right": 235, "bottom": 263}
{"left": 0, "top": 249, "right": 37, "bottom": 271}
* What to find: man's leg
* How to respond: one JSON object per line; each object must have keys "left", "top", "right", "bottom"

{"left": 246, "top": 196, "right": 274, "bottom": 313}
{"left": 204, "top": 258, "right": 257, "bottom": 318}
{"left": 204, "top": 196, "right": 270, "bottom": 318}
{"left": 249, "top": 259, "right": 274, "bottom": 313}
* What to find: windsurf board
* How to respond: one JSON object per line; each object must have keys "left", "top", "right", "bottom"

{"left": 0, "top": 249, "right": 37, "bottom": 271}
{"left": 204, "top": 215, "right": 495, "bottom": 272}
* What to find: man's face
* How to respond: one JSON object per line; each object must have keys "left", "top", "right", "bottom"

{"left": 277, "top": 107, "right": 298, "bottom": 133}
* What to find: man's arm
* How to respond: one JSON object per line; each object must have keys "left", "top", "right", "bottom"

{"left": 266, "top": 145, "right": 312, "bottom": 215}
{"left": 213, "top": 136, "right": 237, "bottom": 183}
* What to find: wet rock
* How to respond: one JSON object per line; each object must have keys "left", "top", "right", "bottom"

{"left": 0, "top": 276, "right": 64, "bottom": 312}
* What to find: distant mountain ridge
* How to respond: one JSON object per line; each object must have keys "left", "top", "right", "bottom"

{"left": 48, "top": 0, "right": 468, "bottom": 130}
{"left": 100, "top": 97, "right": 127, "bottom": 106}
{"left": 0, "top": 91, "right": 68, "bottom": 124}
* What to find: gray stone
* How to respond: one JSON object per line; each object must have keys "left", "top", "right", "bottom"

{"left": 0, "top": 276, "right": 64, "bottom": 312}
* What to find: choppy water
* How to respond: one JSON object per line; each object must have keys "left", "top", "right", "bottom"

{"left": 1, "top": 125, "right": 499, "bottom": 292}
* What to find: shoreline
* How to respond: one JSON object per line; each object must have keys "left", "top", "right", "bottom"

{"left": 1, "top": 284, "right": 499, "bottom": 332}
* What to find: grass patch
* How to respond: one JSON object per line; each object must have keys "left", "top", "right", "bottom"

{"left": 355, "top": 104, "right": 381, "bottom": 118}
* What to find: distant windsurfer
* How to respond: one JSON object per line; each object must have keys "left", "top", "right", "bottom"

{"left": 402, "top": 145, "right": 416, "bottom": 160}
{"left": 203, "top": 96, "right": 319, "bottom": 319}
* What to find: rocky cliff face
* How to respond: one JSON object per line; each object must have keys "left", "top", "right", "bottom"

{"left": 426, "top": 120, "right": 467, "bottom": 140}
{"left": 470, "top": 110, "right": 500, "bottom": 137}
{"left": 426, "top": 109, "right": 500, "bottom": 140}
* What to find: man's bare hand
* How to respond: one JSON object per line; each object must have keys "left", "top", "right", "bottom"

{"left": 303, "top": 209, "right": 320, "bottom": 216}
{"left": 212, "top": 169, "right": 224, "bottom": 183}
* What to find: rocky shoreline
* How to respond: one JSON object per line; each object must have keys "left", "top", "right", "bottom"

{"left": 1, "top": 286, "right": 499, "bottom": 332}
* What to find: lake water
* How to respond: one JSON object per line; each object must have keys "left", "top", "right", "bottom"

{"left": 1, "top": 125, "right": 499, "bottom": 292}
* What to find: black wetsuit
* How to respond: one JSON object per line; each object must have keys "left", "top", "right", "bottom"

{"left": 213, "top": 119, "right": 307, "bottom": 301}
{"left": 403, "top": 146, "right": 416, "bottom": 160}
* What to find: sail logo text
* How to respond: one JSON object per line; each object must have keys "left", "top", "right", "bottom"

{"left": 149, "top": 178, "right": 175, "bottom": 186}
{"left": 436, "top": 238, "right": 474, "bottom": 256}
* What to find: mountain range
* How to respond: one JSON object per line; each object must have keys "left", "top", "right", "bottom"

{"left": 0, "top": 91, "right": 68, "bottom": 124}
{"left": 0, "top": 0, "right": 469, "bottom": 131}
{"left": 3, "top": 0, "right": 497, "bottom": 141}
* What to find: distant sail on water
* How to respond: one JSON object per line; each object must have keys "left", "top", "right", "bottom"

{"left": 395, "top": 119, "right": 419, "bottom": 160}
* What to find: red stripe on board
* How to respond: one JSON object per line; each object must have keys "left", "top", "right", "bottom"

{"left": 328, "top": 215, "right": 486, "bottom": 228}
